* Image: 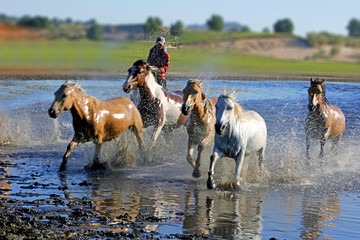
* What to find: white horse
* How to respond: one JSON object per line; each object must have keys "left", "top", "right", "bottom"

{"left": 207, "top": 93, "right": 267, "bottom": 189}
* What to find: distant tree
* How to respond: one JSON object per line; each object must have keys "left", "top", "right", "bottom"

{"left": 87, "top": 23, "right": 102, "bottom": 40}
{"left": 240, "top": 25, "right": 251, "bottom": 33}
{"left": 262, "top": 27, "right": 271, "bottom": 33}
{"left": 0, "top": 13, "right": 17, "bottom": 25}
{"left": 170, "top": 20, "right": 184, "bottom": 37}
{"left": 206, "top": 14, "right": 224, "bottom": 31}
{"left": 65, "top": 18, "right": 73, "bottom": 25}
{"left": 51, "top": 17, "right": 63, "bottom": 27}
{"left": 347, "top": 18, "right": 360, "bottom": 37}
{"left": 17, "top": 15, "right": 52, "bottom": 28}
{"left": 144, "top": 16, "right": 162, "bottom": 39}
{"left": 85, "top": 19, "right": 97, "bottom": 25}
{"left": 273, "top": 18, "right": 294, "bottom": 34}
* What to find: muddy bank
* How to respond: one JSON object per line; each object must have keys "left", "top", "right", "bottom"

{"left": 0, "top": 196, "right": 212, "bottom": 239}
{"left": 0, "top": 69, "right": 359, "bottom": 82}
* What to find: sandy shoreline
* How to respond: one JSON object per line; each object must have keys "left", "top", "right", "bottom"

{"left": 0, "top": 70, "right": 359, "bottom": 83}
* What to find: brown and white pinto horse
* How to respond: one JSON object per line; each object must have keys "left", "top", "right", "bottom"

{"left": 181, "top": 79, "right": 218, "bottom": 178}
{"left": 305, "top": 78, "right": 346, "bottom": 159}
{"left": 49, "top": 81, "right": 145, "bottom": 171}
{"left": 123, "top": 59, "right": 189, "bottom": 145}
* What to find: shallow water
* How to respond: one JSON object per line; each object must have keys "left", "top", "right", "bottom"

{"left": 0, "top": 79, "right": 360, "bottom": 239}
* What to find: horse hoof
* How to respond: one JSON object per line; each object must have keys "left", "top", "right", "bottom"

{"left": 85, "top": 163, "right": 106, "bottom": 171}
{"left": 192, "top": 168, "right": 201, "bottom": 178}
{"left": 207, "top": 178, "right": 216, "bottom": 190}
{"left": 59, "top": 164, "right": 66, "bottom": 172}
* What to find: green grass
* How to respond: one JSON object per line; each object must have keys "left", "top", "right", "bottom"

{"left": 176, "top": 30, "right": 293, "bottom": 44}
{"left": 0, "top": 39, "right": 360, "bottom": 79}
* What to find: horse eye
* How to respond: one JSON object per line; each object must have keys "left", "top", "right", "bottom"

{"left": 226, "top": 106, "right": 233, "bottom": 110}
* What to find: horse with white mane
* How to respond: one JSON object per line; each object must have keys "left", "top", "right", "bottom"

{"left": 207, "top": 92, "right": 267, "bottom": 189}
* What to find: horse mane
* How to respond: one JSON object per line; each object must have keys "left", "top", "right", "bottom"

{"left": 133, "top": 59, "right": 158, "bottom": 79}
{"left": 64, "top": 80, "right": 87, "bottom": 96}
{"left": 218, "top": 91, "right": 246, "bottom": 120}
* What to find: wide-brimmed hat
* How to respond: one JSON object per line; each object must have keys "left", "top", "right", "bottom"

{"left": 156, "top": 36, "right": 165, "bottom": 45}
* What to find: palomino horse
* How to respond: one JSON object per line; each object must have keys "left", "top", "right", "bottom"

{"left": 207, "top": 93, "right": 267, "bottom": 190}
{"left": 305, "top": 78, "right": 345, "bottom": 159}
{"left": 49, "top": 81, "right": 145, "bottom": 171}
{"left": 123, "top": 59, "right": 189, "bottom": 145}
{"left": 181, "top": 79, "right": 218, "bottom": 178}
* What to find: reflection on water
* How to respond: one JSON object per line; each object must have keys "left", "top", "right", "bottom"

{"left": 0, "top": 79, "right": 360, "bottom": 239}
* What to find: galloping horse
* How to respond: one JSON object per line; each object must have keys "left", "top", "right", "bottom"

{"left": 123, "top": 59, "right": 189, "bottom": 145}
{"left": 305, "top": 78, "right": 346, "bottom": 159}
{"left": 181, "top": 79, "right": 218, "bottom": 178}
{"left": 49, "top": 81, "right": 145, "bottom": 171}
{"left": 207, "top": 92, "right": 267, "bottom": 190}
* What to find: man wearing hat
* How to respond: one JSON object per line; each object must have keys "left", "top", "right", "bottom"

{"left": 147, "top": 36, "right": 170, "bottom": 88}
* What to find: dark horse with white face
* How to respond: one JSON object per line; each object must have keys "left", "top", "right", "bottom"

{"left": 123, "top": 59, "right": 189, "bottom": 145}
{"left": 49, "top": 81, "right": 145, "bottom": 171}
{"left": 305, "top": 78, "right": 346, "bottom": 159}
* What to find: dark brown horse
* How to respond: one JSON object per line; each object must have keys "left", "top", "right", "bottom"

{"left": 181, "top": 79, "right": 218, "bottom": 178}
{"left": 305, "top": 78, "right": 346, "bottom": 159}
{"left": 123, "top": 59, "right": 189, "bottom": 145}
{"left": 49, "top": 81, "right": 145, "bottom": 171}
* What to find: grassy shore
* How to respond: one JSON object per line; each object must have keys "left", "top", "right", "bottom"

{"left": 0, "top": 39, "right": 359, "bottom": 81}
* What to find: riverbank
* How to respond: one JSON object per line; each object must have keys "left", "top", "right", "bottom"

{"left": 0, "top": 69, "right": 359, "bottom": 82}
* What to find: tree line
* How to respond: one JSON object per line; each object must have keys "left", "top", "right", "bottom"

{"left": 0, "top": 13, "right": 102, "bottom": 40}
{"left": 1, "top": 13, "right": 360, "bottom": 42}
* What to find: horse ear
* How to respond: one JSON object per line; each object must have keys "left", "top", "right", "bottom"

{"left": 321, "top": 79, "right": 325, "bottom": 87}
{"left": 310, "top": 78, "right": 315, "bottom": 84}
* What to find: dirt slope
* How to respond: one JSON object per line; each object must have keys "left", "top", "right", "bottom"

{"left": 185, "top": 36, "right": 360, "bottom": 63}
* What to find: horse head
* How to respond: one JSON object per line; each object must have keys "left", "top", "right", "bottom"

{"left": 181, "top": 79, "right": 203, "bottom": 115}
{"left": 48, "top": 81, "right": 78, "bottom": 118}
{"left": 214, "top": 95, "right": 234, "bottom": 135}
{"left": 123, "top": 59, "right": 149, "bottom": 93}
{"left": 308, "top": 78, "right": 326, "bottom": 112}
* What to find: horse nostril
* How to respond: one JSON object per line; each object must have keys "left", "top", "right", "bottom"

{"left": 308, "top": 104, "right": 315, "bottom": 111}
{"left": 48, "top": 108, "right": 56, "bottom": 118}
{"left": 215, "top": 123, "right": 222, "bottom": 134}
{"left": 181, "top": 105, "right": 189, "bottom": 115}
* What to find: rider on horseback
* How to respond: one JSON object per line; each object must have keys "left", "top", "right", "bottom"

{"left": 147, "top": 36, "right": 170, "bottom": 88}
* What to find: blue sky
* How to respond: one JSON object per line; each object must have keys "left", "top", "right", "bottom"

{"left": 3, "top": 0, "right": 359, "bottom": 36}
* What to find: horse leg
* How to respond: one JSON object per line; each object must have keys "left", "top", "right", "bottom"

{"left": 233, "top": 149, "right": 246, "bottom": 190}
{"left": 88, "top": 142, "right": 106, "bottom": 170}
{"left": 331, "top": 134, "right": 342, "bottom": 155}
{"left": 305, "top": 135, "right": 311, "bottom": 160}
{"left": 187, "top": 143, "right": 196, "bottom": 168}
{"left": 319, "top": 137, "right": 326, "bottom": 158}
{"left": 131, "top": 125, "right": 145, "bottom": 150}
{"left": 257, "top": 147, "right": 265, "bottom": 176}
{"left": 207, "top": 151, "right": 220, "bottom": 189}
{"left": 193, "top": 145, "right": 204, "bottom": 178}
{"left": 151, "top": 105, "right": 165, "bottom": 146}
{"left": 60, "top": 140, "right": 79, "bottom": 171}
